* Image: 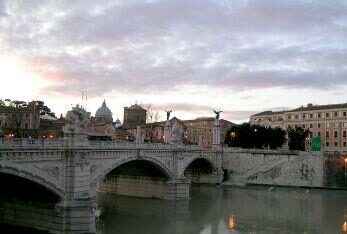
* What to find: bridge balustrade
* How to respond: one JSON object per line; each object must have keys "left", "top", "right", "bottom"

{"left": 0, "top": 138, "right": 65, "bottom": 149}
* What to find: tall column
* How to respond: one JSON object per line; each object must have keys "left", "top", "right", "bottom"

{"left": 213, "top": 118, "right": 221, "bottom": 147}
{"left": 164, "top": 120, "right": 172, "bottom": 144}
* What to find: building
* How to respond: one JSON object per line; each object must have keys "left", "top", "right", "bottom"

{"left": 127, "top": 116, "right": 234, "bottom": 147}
{"left": 183, "top": 117, "right": 234, "bottom": 148}
{"left": 38, "top": 114, "right": 66, "bottom": 139}
{"left": 0, "top": 101, "right": 40, "bottom": 138}
{"left": 90, "top": 100, "right": 113, "bottom": 124}
{"left": 123, "top": 104, "right": 147, "bottom": 129}
{"left": 86, "top": 100, "right": 117, "bottom": 137}
{"left": 250, "top": 103, "right": 347, "bottom": 151}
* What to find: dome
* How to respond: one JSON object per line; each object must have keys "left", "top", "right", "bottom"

{"left": 115, "top": 118, "right": 122, "bottom": 128}
{"left": 95, "top": 100, "right": 112, "bottom": 117}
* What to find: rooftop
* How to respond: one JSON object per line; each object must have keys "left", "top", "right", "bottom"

{"left": 251, "top": 103, "right": 347, "bottom": 117}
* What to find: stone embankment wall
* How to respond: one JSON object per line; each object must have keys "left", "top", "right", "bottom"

{"left": 98, "top": 175, "right": 190, "bottom": 199}
{"left": 222, "top": 148, "right": 325, "bottom": 187}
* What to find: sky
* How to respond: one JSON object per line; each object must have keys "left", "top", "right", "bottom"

{"left": 0, "top": 0, "right": 347, "bottom": 123}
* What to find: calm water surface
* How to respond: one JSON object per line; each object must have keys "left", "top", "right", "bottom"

{"left": 96, "top": 186, "right": 347, "bottom": 234}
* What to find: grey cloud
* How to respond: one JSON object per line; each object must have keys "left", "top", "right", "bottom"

{"left": 1, "top": 0, "right": 347, "bottom": 96}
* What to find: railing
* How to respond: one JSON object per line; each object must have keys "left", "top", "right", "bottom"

{"left": 0, "top": 138, "right": 65, "bottom": 149}
{"left": 0, "top": 138, "right": 210, "bottom": 151}
{"left": 89, "top": 141, "right": 207, "bottom": 151}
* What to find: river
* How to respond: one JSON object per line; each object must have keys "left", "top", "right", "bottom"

{"left": 96, "top": 186, "right": 347, "bottom": 234}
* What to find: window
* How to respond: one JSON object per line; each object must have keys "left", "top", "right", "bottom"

{"left": 334, "top": 131, "right": 338, "bottom": 138}
{"left": 343, "top": 131, "right": 346, "bottom": 138}
{"left": 317, "top": 131, "right": 321, "bottom": 137}
{"left": 343, "top": 112, "right": 347, "bottom": 117}
{"left": 326, "top": 123, "right": 330, "bottom": 128}
{"left": 309, "top": 124, "right": 313, "bottom": 128}
{"left": 325, "top": 113, "right": 330, "bottom": 118}
{"left": 343, "top": 142, "right": 347, "bottom": 147}
{"left": 317, "top": 113, "right": 321, "bottom": 118}
{"left": 287, "top": 115, "right": 291, "bottom": 120}
{"left": 334, "top": 123, "right": 339, "bottom": 128}
{"left": 334, "top": 112, "right": 338, "bottom": 117}
{"left": 326, "top": 131, "right": 330, "bottom": 138}
{"left": 303, "top": 114, "right": 306, "bottom": 119}
{"left": 326, "top": 142, "right": 330, "bottom": 147}
{"left": 295, "top": 115, "right": 298, "bottom": 119}
{"left": 303, "top": 124, "right": 306, "bottom": 128}
{"left": 343, "top": 123, "right": 347, "bottom": 128}
{"left": 310, "top": 114, "right": 313, "bottom": 118}
{"left": 318, "top": 123, "right": 321, "bottom": 128}
{"left": 334, "top": 142, "right": 338, "bottom": 147}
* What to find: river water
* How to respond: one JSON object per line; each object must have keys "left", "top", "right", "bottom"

{"left": 96, "top": 186, "right": 347, "bottom": 234}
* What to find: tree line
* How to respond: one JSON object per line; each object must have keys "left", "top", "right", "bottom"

{"left": 224, "top": 123, "right": 310, "bottom": 151}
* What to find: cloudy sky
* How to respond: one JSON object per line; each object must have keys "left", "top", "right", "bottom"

{"left": 1, "top": 0, "right": 347, "bottom": 123}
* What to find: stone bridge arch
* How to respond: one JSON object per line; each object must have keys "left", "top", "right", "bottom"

{"left": 0, "top": 162, "right": 64, "bottom": 198}
{"left": 182, "top": 156, "right": 217, "bottom": 175}
{"left": 181, "top": 155, "right": 223, "bottom": 185}
{"left": 90, "top": 155, "right": 174, "bottom": 186}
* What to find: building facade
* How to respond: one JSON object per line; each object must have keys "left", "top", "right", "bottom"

{"left": 127, "top": 117, "right": 234, "bottom": 148}
{"left": 123, "top": 104, "right": 147, "bottom": 129}
{"left": 250, "top": 103, "right": 347, "bottom": 151}
{"left": 0, "top": 101, "right": 40, "bottom": 138}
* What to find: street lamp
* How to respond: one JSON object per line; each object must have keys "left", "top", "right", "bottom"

{"left": 230, "top": 132, "right": 236, "bottom": 138}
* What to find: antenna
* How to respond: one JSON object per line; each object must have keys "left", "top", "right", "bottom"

{"left": 82, "top": 90, "right": 88, "bottom": 110}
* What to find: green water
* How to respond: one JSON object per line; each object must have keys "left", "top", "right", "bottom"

{"left": 96, "top": 186, "right": 347, "bottom": 234}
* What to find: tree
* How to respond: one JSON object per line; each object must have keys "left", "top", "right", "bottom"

{"left": 268, "top": 127, "right": 287, "bottom": 149}
{"left": 29, "top": 101, "right": 56, "bottom": 118}
{"left": 287, "top": 127, "right": 310, "bottom": 151}
{"left": 225, "top": 123, "right": 286, "bottom": 149}
{"left": 145, "top": 104, "right": 161, "bottom": 142}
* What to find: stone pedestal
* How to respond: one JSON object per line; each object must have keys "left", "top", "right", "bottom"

{"left": 136, "top": 126, "right": 142, "bottom": 143}
{"left": 212, "top": 119, "right": 221, "bottom": 147}
{"left": 164, "top": 120, "right": 172, "bottom": 144}
{"left": 198, "top": 135, "right": 203, "bottom": 147}
{"left": 63, "top": 125, "right": 90, "bottom": 148}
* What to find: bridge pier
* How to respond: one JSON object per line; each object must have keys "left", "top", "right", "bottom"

{"left": 165, "top": 179, "right": 191, "bottom": 200}
{"left": 57, "top": 149, "right": 96, "bottom": 233}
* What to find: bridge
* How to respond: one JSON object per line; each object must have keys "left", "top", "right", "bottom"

{"left": 0, "top": 106, "right": 224, "bottom": 233}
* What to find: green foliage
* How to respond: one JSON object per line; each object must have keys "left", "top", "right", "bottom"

{"left": 287, "top": 127, "right": 310, "bottom": 151}
{"left": 224, "top": 123, "right": 286, "bottom": 149}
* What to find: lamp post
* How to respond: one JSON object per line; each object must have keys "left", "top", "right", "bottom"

{"left": 345, "top": 158, "right": 347, "bottom": 186}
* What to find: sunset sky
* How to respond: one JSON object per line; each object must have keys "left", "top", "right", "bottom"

{"left": 1, "top": 0, "right": 347, "bottom": 123}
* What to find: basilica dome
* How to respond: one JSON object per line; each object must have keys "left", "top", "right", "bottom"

{"left": 95, "top": 100, "right": 112, "bottom": 118}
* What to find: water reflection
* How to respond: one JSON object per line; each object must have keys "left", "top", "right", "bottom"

{"left": 96, "top": 186, "right": 347, "bottom": 234}
{"left": 228, "top": 214, "right": 235, "bottom": 230}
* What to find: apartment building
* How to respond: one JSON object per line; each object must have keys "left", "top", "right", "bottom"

{"left": 250, "top": 103, "right": 347, "bottom": 151}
